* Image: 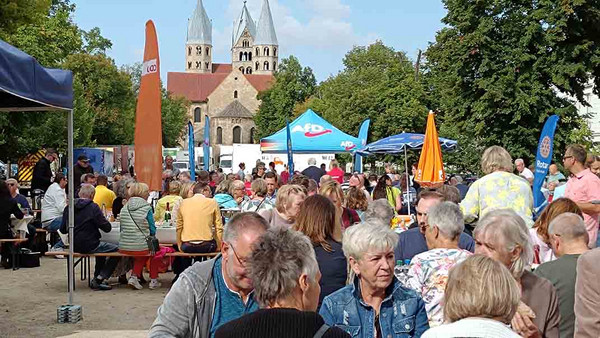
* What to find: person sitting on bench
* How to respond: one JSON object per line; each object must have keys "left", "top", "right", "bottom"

{"left": 41, "top": 174, "right": 67, "bottom": 252}
{"left": 0, "top": 179, "right": 24, "bottom": 269}
{"left": 60, "top": 184, "right": 120, "bottom": 291}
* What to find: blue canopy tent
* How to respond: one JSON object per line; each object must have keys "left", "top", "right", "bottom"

{"left": 356, "top": 132, "right": 458, "bottom": 215}
{"left": 260, "top": 109, "right": 362, "bottom": 154}
{"left": 0, "top": 39, "right": 77, "bottom": 309}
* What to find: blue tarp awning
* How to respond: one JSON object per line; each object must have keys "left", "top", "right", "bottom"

{"left": 0, "top": 39, "right": 73, "bottom": 111}
{"left": 356, "top": 132, "right": 457, "bottom": 155}
{"left": 260, "top": 109, "right": 361, "bottom": 153}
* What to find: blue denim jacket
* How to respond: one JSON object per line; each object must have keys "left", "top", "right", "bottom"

{"left": 319, "top": 277, "right": 429, "bottom": 338}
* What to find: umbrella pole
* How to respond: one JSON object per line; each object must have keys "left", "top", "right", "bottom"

{"left": 67, "top": 109, "right": 74, "bottom": 305}
{"left": 404, "top": 146, "right": 411, "bottom": 215}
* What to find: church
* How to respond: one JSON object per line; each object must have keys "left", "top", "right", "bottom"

{"left": 167, "top": 0, "right": 278, "bottom": 154}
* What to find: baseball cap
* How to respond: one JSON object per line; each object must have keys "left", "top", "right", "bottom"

{"left": 77, "top": 154, "right": 90, "bottom": 162}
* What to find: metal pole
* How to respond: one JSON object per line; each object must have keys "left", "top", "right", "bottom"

{"left": 404, "top": 146, "right": 411, "bottom": 215}
{"left": 67, "top": 109, "right": 74, "bottom": 305}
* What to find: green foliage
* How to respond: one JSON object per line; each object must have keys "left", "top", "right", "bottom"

{"left": 426, "top": 0, "right": 600, "bottom": 173}
{"left": 161, "top": 91, "right": 190, "bottom": 148}
{"left": 254, "top": 56, "right": 317, "bottom": 139}
{"left": 0, "top": 0, "right": 50, "bottom": 39}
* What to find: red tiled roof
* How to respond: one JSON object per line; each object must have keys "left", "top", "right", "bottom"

{"left": 244, "top": 74, "right": 274, "bottom": 92}
{"left": 167, "top": 72, "right": 229, "bottom": 102}
{"left": 212, "top": 63, "right": 232, "bottom": 73}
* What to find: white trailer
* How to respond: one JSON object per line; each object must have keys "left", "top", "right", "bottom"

{"left": 232, "top": 144, "right": 334, "bottom": 175}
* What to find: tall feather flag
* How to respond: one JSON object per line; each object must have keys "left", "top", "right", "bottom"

{"left": 286, "top": 118, "right": 294, "bottom": 178}
{"left": 533, "top": 115, "right": 559, "bottom": 213}
{"left": 188, "top": 121, "right": 196, "bottom": 181}
{"left": 134, "top": 20, "right": 162, "bottom": 191}
{"left": 203, "top": 116, "right": 210, "bottom": 171}
{"left": 353, "top": 119, "right": 370, "bottom": 173}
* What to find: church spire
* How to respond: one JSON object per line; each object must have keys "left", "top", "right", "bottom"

{"left": 254, "top": 0, "right": 278, "bottom": 45}
{"left": 187, "top": 0, "right": 212, "bottom": 45}
{"left": 233, "top": 1, "right": 256, "bottom": 47}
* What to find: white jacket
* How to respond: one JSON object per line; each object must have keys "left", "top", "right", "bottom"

{"left": 41, "top": 182, "right": 66, "bottom": 222}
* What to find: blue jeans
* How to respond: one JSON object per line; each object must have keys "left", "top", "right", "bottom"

{"left": 44, "top": 217, "right": 64, "bottom": 249}
{"left": 90, "top": 242, "right": 119, "bottom": 280}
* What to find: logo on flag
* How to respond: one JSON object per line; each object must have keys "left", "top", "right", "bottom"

{"left": 142, "top": 59, "right": 158, "bottom": 76}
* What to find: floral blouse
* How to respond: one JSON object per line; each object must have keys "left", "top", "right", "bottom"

{"left": 401, "top": 248, "right": 472, "bottom": 327}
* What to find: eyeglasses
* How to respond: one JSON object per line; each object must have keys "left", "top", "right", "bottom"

{"left": 227, "top": 242, "right": 247, "bottom": 267}
{"left": 7, "top": 183, "right": 15, "bottom": 187}
{"left": 563, "top": 155, "right": 573, "bottom": 161}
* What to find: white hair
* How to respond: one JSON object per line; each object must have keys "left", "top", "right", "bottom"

{"left": 342, "top": 220, "right": 398, "bottom": 261}
{"left": 515, "top": 158, "right": 524, "bottom": 165}
{"left": 427, "top": 202, "right": 464, "bottom": 240}
{"left": 308, "top": 157, "right": 317, "bottom": 166}
{"left": 363, "top": 199, "right": 394, "bottom": 225}
{"left": 78, "top": 184, "right": 96, "bottom": 199}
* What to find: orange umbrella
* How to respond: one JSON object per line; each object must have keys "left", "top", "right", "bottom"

{"left": 415, "top": 111, "right": 446, "bottom": 187}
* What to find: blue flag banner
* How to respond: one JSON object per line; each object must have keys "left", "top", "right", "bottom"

{"left": 353, "top": 119, "right": 371, "bottom": 173}
{"left": 203, "top": 116, "right": 210, "bottom": 171}
{"left": 533, "top": 115, "right": 560, "bottom": 210}
{"left": 286, "top": 118, "right": 294, "bottom": 178}
{"left": 188, "top": 121, "right": 196, "bottom": 182}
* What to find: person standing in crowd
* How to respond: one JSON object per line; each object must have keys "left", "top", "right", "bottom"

{"left": 41, "top": 174, "right": 67, "bottom": 251}
{"left": 395, "top": 191, "right": 474, "bottom": 262}
{"left": 290, "top": 174, "right": 310, "bottom": 192}
{"left": 327, "top": 159, "right": 345, "bottom": 184}
{"left": 264, "top": 172, "right": 278, "bottom": 204}
{"left": 448, "top": 175, "right": 468, "bottom": 201}
{"left": 259, "top": 184, "right": 306, "bottom": 228}
{"left": 535, "top": 213, "right": 589, "bottom": 338}
{"left": 345, "top": 186, "right": 368, "bottom": 221}
{"left": 589, "top": 155, "right": 600, "bottom": 178}
{"left": 215, "top": 227, "right": 350, "bottom": 338}
{"left": 213, "top": 180, "right": 238, "bottom": 209}
{"left": 60, "top": 184, "right": 120, "bottom": 291}
{"left": 240, "top": 179, "right": 273, "bottom": 213}
{"left": 320, "top": 180, "right": 359, "bottom": 230}
{"left": 154, "top": 180, "right": 182, "bottom": 222}
{"left": 163, "top": 155, "right": 180, "bottom": 179}
{"left": 179, "top": 171, "right": 192, "bottom": 183}
{"left": 92, "top": 175, "right": 116, "bottom": 211}
{"left": 372, "top": 175, "right": 402, "bottom": 213}
{"left": 562, "top": 144, "right": 600, "bottom": 247}
{"left": 119, "top": 183, "right": 163, "bottom": 290}
{"left": 279, "top": 164, "right": 290, "bottom": 184}
{"left": 422, "top": 255, "right": 521, "bottom": 338}
{"left": 0, "top": 180, "right": 24, "bottom": 269}
{"left": 515, "top": 158, "right": 534, "bottom": 184}
{"left": 267, "top": 161, "right": 276, "bottom": 174}
{"left": 460, "top": 146, "right": 534, "bottom": 227}
{"left": 307, "top": 179, "right": 318, "bottom": 196}
{"left": 177, "top": 182, "right": 223, "bottom": 254}
{"left": 31, "top": 148, "right": 57, "bottom": 192}
{"left": 301, "top": 158, "right": 325, "bottom": 183}
{"left": 150, "top": 213, "right": 268, "bottom": 337}
{"left": 252, "top": 164, "right": 266, "bottom": 180}
{"left": 363, "top": 199, "right": 395, "bottom": 226}
{"left": 474, "top": 209, "right": 559, "bottom": 338}
{"left": 236, "top": 162, "right": 246, "bottom": 180}
{"left": 529, "top": 198, "right": 582, "bottom": 264}
{"left": 574, "top": 247, "right": 600, "bottom": 337}
{"left": 320, "top": 221, "right": 430, "bottom": 337}
{"left": 403, "top": 202, "right": 472, "bottom": 327}
{"left": 73, "top": 154, "right": 94, "bottom": 193}
{"left": 546, "top": 164, "right": 566, "bottom": 184}
{"left": 295, "top": 195, "right": 346, "bottom": 308}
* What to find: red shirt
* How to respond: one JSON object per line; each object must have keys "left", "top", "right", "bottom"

{"left": 328, "top": 168, "right": 345, "bottom": 184}
{"left": 280, "top": 170, "right": 290, "bottom": 184}
{"left": 244, "top": 181, "right": 253, "bottom": 197}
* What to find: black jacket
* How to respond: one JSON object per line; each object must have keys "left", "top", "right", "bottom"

{"left": 301, "top": 166, "right": 325, "bottom": 183}
{"left": 60, "top": 199, "right": 111, "bottom": 253}
{"left": 215, "top": 308, "right": 350, "bottom": 338}
{"left": 0, "top": 197, "right": 23, "bottom": 238}
{"left": 31, "top": 157, "right": 52, "bottom": 192}
{"left": 73, "top": 163, "right": 94, "bottom": 192}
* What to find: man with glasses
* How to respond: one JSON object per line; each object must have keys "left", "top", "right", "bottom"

{"left": 31, "top": 148, "right": 57, "bottom": 193}
{"left": 563, "top": 144, "right": 600, "bottom": 248}
{"left": 394, "top": 191, "right": 474, "bottom": 262}
{"left": 151, "top": 212, "right": 268, "bottom": 337}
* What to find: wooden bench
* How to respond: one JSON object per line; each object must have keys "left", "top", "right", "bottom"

{"left": 45, "top": 251, "right": 218, "bottom": 287}
{"left": 0, "top": 238, "right": 29, "bottom": 270}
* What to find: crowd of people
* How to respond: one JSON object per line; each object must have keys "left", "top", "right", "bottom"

{"left": 1, "top": 143, "right": 600, "bottom": 337}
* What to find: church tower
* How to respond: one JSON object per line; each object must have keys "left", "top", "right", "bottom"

{"left": 232, "top": 1, "right": 256, "bottom": 75}
{"left": 253, "top": 0, "right": 278, "bottom": 75}
{"left": 186, "top": 0, "right": 212, "bottom": 73}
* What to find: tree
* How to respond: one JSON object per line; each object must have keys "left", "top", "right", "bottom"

{"left": 161, "top": 90, "right": 190, "bottom": 147}
{"left": 254, "top": 56, "right": 317, "bottom": 139}
{"left": 425, "top": 0, "right": 600, "bottom": 173}
{"left": 0, "top": 0, "right": 50, "bottom": 40}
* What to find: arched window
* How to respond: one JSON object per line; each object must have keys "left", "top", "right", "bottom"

{"left": 187, "top": 61, "right": 192, "bottom": 70}
{"left": 239, "top": 66, "right": 244, "bottom": 74}
{"left": 195, "top": 61, "right": 201, "bottom": 69}
{"left": 217, "top": 127, "right": 223, "bottom": 144}
{"left": 239, "top": 52, "right": 243, "bottom": 61}
{"left": 250, "top": 127, "right": 255, "bottom": 143}
{"left": 264, "top": 47, "right": 269, "bottom": 56}
{"left": 255, "top": 61, "right": 260, "bottom": 71}
{"left": 194, "top": 107, "right": 201, "bottom": 123}
{"left": 206, "top": 47, "right": 210, "bottom": 56}
{"left": 246, "top": 67, "right": 252, "bottom": 74}
{"left": 256, "top": 47, "right": 260, "bottom": 56}
{"left": 188, "top": 46, "right": 192, "bottom": 56}
{"left": 234, "top": 90, "right": 238, "bottom": 99}
{"left": 274, "top": 47, "right": 277, "bottom": 56}
{"left": 243, "top": 40, "right": 249, "bottom": 47}
{"left": 196, "top": 46, "right": 202, "bottom": 55}
{"left": 248, "top": 52, "right": 252, "bottom": 61}
{"left": 205, "top": 62, "right": 209, "bottom": 70}
{"left": 273, "top": 61, "right": 276, "bottom": 71}
{"left": 264, "top": 61, "right": 269, "bottom": 71}
{"left": 233, "top": 126, "right": 242, "bottom": 144}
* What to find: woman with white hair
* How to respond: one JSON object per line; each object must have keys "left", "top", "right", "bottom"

{"left": 259, "top": 184, "right": 306, "bottom": 227}
{"left": 320, "top": 220, "right": 429, "bottom": 337}
{"left": 474, "top": 209, "right": 559, "bottom": 338}
{"left": 460, "top": 146, "right": 534, "bottom": 227}
{"left": 215, "top": 227, "right": 350, "bottom": 338}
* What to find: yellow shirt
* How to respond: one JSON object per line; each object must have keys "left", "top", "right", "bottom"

{"left": 93, "top": 185, "right": 116, "bottom": 210}
{"left": 177, "top": 194, "right": 223, "bottom": 249}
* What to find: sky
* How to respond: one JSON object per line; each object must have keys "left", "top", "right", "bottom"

{"left": 72, "top": 0, "right": 447, "bottom": 83}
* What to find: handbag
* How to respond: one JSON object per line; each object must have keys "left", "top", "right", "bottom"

{"left": 127, "top": 207, "right": 160, "bottom": 255}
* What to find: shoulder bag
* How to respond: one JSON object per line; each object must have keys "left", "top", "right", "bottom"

{"left": 127, "top": 206, "right": 159, "bottom": 255}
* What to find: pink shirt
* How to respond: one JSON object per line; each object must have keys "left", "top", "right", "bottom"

{"left": 565, "top": 169, "right": 600, "bottom": 247}
{"left": 327, "top": 168, "right": 345, "bottom": 184}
